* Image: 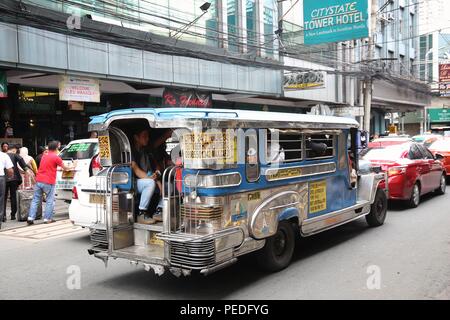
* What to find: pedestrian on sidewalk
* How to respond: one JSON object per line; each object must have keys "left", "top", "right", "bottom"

{"left": 0, "top": 150, "right": 14, "bottom": 228}
{"left": 27, "top": 141, "right": 76, "bottom": 225}
{"left": 35, "top": 146, "right": 47, "bottom": 169}
{"left": 3, "top": 144, "right": 35, "bottom": 221}
{"left": 19, "top": 146, "right": 38, "bottom": 190}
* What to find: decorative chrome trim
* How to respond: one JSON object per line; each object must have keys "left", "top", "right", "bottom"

{"left": 184, "top": 172, "right": 242, "bottom": 188}
{"left": 250, "top": 190, "right": 300, "bottom": 240}
{"left": 264, "top": 162, "right": 336, "bottom": 181}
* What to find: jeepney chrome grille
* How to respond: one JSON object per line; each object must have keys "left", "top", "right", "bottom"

{"left": 90, "top": 228, "right": 108, "bottom": 251}
{"left": 180, "top": 204, "right": 223, "bottom": 220}
{"left": 169, "top": 239, "right": 216, "bottom": 269}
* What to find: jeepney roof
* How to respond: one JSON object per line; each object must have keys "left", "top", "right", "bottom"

{"left": 89, "top": 108, "right": 359, "bottom": 131}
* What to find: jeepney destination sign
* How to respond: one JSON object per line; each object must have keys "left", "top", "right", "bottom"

{"left": 304, "top": 0, "right": 369, "bottom": 45}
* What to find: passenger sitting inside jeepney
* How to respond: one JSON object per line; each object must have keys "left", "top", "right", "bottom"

{"left": 131, "top": 127, "right": 163, "bottom": 225}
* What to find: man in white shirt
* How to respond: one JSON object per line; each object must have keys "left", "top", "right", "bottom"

{"left": 0, "top": 151, "right": 14, "bottom": 228}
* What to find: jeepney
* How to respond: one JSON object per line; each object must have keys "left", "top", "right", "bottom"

{"left": 85, "top": 108, "right": 387, "bottom": 276}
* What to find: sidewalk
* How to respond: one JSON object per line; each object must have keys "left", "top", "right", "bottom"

{"left": 0, "top": 199, "right": 70, "bottom": 232}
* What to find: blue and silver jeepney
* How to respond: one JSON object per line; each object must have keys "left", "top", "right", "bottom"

{"left": 86, "top": 108, "right": 387, "bottom": 276}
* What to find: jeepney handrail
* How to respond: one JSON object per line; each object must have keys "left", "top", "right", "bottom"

{"left": 105, "top": 163, "right": 132, "bottom": 255}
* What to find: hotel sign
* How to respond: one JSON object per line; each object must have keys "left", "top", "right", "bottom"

{"left": 304, "top": 0, "right": 369, "bottom": 45}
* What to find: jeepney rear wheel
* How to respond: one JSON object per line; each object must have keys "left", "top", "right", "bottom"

{"left": 257, "top": 221, "right": 295, "bottom": 272}
{"left": 366, "top": 188, "right": 387, "bottom": 227}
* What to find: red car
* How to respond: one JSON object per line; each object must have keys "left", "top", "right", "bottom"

{"left": 428, "top": 138, "right": 450, "bottom": 181}
{"left": 368, "top": 137, "right": 412, "bottom": 149}
{"left": 362, "top": 142, "right": 446, "bottom": 207}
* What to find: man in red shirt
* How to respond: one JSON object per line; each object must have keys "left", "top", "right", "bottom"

{"left": 27, "top": 141, "right": 76, "bottom": 225}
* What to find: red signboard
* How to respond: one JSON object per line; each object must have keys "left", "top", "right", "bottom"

{"left": 162, "top": 88, "right": 212, "bottom": 108}
{"left": 439, "top": 64, "right": 450, "bottom": 83}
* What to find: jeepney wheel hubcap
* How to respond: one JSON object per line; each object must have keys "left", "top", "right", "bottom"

{"left": 274, "top": 229, "right": 287, "bottom": 257}
{"left": 413, "top": 185, "right": 420, "bottom": 205}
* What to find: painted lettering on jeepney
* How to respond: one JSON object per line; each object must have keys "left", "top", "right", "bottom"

{"left": 266, "top": 167, "right": 303, "bottom": 181}
{"left": 309, "top": 180, "right": 327, "bottom": 213}
{"left": 248, "top": 191, "right": 261, "bottom": 201}
{"left": 98, "top": 135, "right": 111, "bottom": 160}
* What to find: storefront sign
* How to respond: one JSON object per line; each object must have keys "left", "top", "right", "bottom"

{"left": 162, "top": 88, "right": 212, "bottom": 108}
{"left": 439, "top": 83, "right": 450, "bottom": 97}
{"left": 303, "top": 0, "right": 369, "bottom": 45}
{"left": 428, "top": 108, "right": 450, "bottom": 123}
{"left": 59, "top": 76, "right": 100, "bottom": 103}
{"left": 0, "top": 71, "right": 7, "bottom": 98}
{"left": 439, "top": 64, "right": 450, "bottom": 83}
{"left": 284, "top": 71, "right": 325, "bottom": 90}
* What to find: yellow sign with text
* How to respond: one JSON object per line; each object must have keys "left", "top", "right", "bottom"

{"left": 309, "top": 180, "right": 327, "bottom": 213}
{"left": 98, "top": 135, "right": 111, "bottom": 160}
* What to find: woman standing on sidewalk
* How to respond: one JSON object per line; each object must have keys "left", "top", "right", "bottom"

{"left": 19, "top": 147, "right": 38, "bottom": 190}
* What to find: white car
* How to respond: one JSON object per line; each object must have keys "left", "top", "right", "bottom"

{"left": 69, "top": 170, "right": 106, "bottom": 228}
{"left": 55, "top": 138, "right": 100, "bottom": 202}
{"left": 69, "top": 168, "right": 131, "bottom": 228}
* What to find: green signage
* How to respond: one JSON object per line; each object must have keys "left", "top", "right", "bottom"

{"left": 0, "top": 71, "right": 7, "bottom": 98}
{"left": 303, "top": 0, "right": 369, "bottom": 45}
{"left": 67, "top": 143, "right": 90, "bottom": 152}
{"left": 428, "top": 108, "right": 450, "bottom": 123}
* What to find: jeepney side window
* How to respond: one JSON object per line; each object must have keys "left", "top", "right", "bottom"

{"left": 265, "top": 129, "right": 302, "bottom": 164}
{"left": 245, "top": 131, "right": 260, "bottom": 182}
{"left": 338, "top": 132, "right": 347, "bottom": 170}
{"left": 305, "top": 134, "right": 335, "bottom": 160}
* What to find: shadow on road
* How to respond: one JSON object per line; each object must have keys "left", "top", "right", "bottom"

{"left": 95, "top": 219, "right": 373, "bottom": 299}
{"left": 387, "top": 192, "right": 441, "bottom": 212}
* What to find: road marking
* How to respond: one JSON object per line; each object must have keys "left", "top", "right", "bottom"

{"left": 0, "top": 219, "right": 88, "bottom": 242}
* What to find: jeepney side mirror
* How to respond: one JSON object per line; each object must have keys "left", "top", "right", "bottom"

{"left": 435, "top": 153, "right": 444, "bottom": 161}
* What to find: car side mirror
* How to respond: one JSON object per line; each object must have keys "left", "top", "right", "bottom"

{"left": 435, "top": 153, "right": 445, "bottom": 161}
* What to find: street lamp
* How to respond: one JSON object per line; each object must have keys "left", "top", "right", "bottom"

{"left": 171, "top": 2, "right": 212, "bottom": 40}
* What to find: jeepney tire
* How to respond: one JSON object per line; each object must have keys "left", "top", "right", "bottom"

{"left": 407, "top": 182, "right": 420, "bottom": 208}
{"left": 366, "top": 189, "right": 387, "bottom": 227}
{"left": 256, "top": 221, "right": 295, "bottom": 272}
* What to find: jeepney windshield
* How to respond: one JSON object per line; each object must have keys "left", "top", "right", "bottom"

{"left": 180, "top": 128, "right": 236, "bottom": 169}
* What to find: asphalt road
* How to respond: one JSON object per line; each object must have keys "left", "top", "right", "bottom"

{"left": 1, "top": 190, "right": 449, "bottom": 300}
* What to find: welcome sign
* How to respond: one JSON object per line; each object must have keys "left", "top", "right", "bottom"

{"left": 304, "top": 0, "right": 369, "bottom": 45}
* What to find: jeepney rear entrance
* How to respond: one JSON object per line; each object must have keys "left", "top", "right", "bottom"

{"left": 87, "top": 109, "right": 387, "bottom": 276}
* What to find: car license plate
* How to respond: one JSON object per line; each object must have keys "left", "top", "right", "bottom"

{"left": 62, "top": 171, "right": 75, "bottom": 179}
{"left": 89, "top": 194, "right": 105, "bottom": 204}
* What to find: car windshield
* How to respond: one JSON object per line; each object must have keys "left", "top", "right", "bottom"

{"left": 362, "top": 145, "right": 407, "bottom": 161}
{"left": 59, "top": 142, "right": 98, "bottom": 160}
{"left": 429, "top": 139, "right": 450, "bottom": 152}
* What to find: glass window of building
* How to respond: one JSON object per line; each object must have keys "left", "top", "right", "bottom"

{"left": 263, "top": 0, "right": 275, "bottom": 57}
{"left": 227, "top": 0, "right": 239, "bottom": 52}
{"left": 246, "top": 0, "right": 257, "bottom": 55}
{"left": 139, "top": 0, "right": 170, "bottom": 36}
{"left": 168, "top": 0, "right": 219, "bottom": 47}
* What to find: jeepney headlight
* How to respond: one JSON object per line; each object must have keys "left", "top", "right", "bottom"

{"left": 184, "top": 173, "right": 241, "bottom": 188}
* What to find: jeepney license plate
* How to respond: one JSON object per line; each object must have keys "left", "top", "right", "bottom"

{"left": 89, "top": 194, "right": 105, "bottom": 204}
{"left": 62, "top": 171, "right": 75, "bottom": 179}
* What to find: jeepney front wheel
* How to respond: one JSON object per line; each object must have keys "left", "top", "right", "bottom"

{"left": 257, "top": 221, "right": 295, "bottom": 272}
{"left": 366, "top": 188, "right": 387, "bottom": 227}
